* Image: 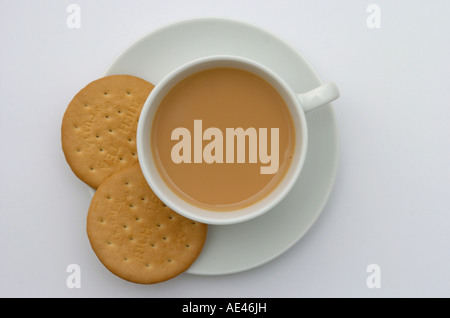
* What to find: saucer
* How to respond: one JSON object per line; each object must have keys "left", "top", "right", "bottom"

{"left": 103, "top": 17, "right": 339, "bottom": 275}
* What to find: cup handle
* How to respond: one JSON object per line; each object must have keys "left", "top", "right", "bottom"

{"left": 297, "top": 82, "right": 340, "bottom": 113}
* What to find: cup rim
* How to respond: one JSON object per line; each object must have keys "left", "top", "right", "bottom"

{"left": 137, "top": 55, "right": 308, "bottom": 225}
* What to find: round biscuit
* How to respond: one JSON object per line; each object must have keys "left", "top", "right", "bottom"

{"left": 61, "top": 75, "right": 154, "bottom": 189}
{"left": 86, "top": 166, "right": 208, "bottom": 284}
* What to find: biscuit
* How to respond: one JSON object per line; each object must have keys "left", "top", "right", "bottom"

{"left": 61, "top": 75, "right": 154, "bottom": 189}
{"left": 86, "top": 166, "right": 208, "bottom": 284}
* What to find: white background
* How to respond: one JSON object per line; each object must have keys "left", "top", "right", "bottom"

{"left": 1, "top": 0, "right": 449, "bottom": 297}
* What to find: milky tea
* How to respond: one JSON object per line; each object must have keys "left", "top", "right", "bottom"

{"left": 151, "top": 67, "right": 296, "bottom": 211}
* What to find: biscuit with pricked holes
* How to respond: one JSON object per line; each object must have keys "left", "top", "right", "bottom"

{"left": 86, "top": 165, "right": 208, "bottom": 284}
{"left": 61, "top": 75, "right": 154, "bottom": 189}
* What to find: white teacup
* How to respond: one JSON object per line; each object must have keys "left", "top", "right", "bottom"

{"left": 137, "top": 55, "right": 339, "bottom": 225}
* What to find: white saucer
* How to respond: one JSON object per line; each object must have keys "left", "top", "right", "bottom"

{"left": 104, "top": 17, "right": 339, "bottom": 275}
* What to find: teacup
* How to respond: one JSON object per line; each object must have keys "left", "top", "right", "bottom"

{"left": 137, "top": 55, "right": 339, "bottom": 225}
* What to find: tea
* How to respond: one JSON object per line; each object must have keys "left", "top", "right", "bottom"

{"left": 151, "top": 67, "right": 296, "bottom": 211}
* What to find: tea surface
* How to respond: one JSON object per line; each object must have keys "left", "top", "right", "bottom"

{"left": 152, "top": 67, "right": 296, "bottom": 211}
